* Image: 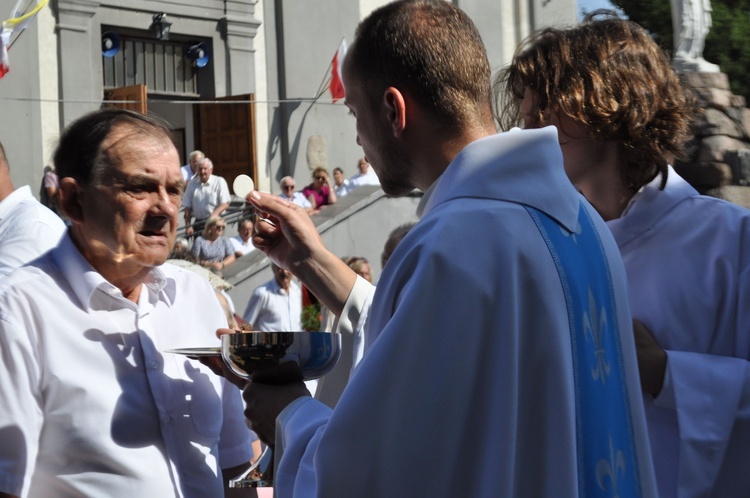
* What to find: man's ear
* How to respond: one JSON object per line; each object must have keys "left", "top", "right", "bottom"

{"left": 383, "top": 87, "right": 407, "bottom": 138}
{"left": 58, "top": 177, "right": 84, "bottom": 223}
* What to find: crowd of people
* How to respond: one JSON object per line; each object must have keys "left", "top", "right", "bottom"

{"left": 0, "top": 2, "right": 748, "bottom": 498}
{"left": 168, "top": 151, "right": 379, "bottom": 276}
{"left": 277, "top": 159, "right": 380, "bottom": 216}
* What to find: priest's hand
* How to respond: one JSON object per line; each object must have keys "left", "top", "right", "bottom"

{"left": 243, "top": 365, "right": 311, "bottom": 446}
{"left": 245, "top": 190, "right": 358, "bottom": 317}
{"left": 245, "top": 190, "right": 324, "bottom": 271}
{"left": 632, "top": 319, "right": 667, "bottom": 397}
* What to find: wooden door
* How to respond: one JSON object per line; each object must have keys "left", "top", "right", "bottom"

{"left": 103, "top": 84, "right": 147, "bottom": 114}
{"left": 196, "top": 94, "right": 257, "bottom": 192}
{"left": 103, "top": 86, "right": 187, "bottom": 164}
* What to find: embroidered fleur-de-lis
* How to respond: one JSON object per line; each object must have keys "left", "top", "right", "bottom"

{"left": 596, "top": 435, "right": 627, "bottom": 497}
{"left": 583, "top": 288, "right": 610, "bottom": 384}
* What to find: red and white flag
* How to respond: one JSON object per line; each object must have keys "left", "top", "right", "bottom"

{"left": 329, "top": 38, "right": 347, "bottom": 102}
{"left": 0, "top": 30, "right": 10, "bottom": 79}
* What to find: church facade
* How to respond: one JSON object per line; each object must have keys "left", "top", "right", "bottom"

{"left": 1, "top": 0, "right": 575, "bottom": 195}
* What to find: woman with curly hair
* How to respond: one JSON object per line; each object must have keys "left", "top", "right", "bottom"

{"left": 496, "top": 11, "right": 750, "bottom": 498}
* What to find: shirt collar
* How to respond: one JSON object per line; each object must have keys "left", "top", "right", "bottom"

{"left": 617, "top": 165, "right": 693, "bottom": 219}
{"left": 268, "top": 277, "right": 293, "bottom": 295}
{"left": 417, "top": 127, "right": 579, "bottom": 232}
{"left": 234, "top": 235, "right": 252, "bottom": 246}
{"left": 606, "top": 165, "right": 698, "bottom": 247}
{"left": 0, "top": 185, "right": 33, "bottom": 221}
{"left": 53, "top": 232, "right": 173, "bottom": 311}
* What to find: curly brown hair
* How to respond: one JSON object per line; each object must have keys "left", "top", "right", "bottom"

{"left": 494, "top": 11, "right": 697, "bottom": 191}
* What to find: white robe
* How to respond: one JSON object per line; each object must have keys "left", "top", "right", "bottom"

{"left": 275, "top": 128, "right": 656, "bottom": 497}
{"left": 607, "top": 167, "right": 750, "bottom": 498}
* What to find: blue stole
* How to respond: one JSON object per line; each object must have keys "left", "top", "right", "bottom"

{"left": 527, "top": 203, "right": 641, "bottom": 497}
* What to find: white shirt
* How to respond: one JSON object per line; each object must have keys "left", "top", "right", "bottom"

{"left": 0, "top": 185, "right": 66, "bottom": 277}
{"left": 607, "top": 166, "right": 750, "bottom": 498}
{"left": 348, "top": 168, "right": 380, "bottom": 188}
{"left": 182, "top": 174, "right": 231, "bottom": 220}
{"left": 180, "top": 164, "right": 194, "bottom": 183}
{"left": 0, "top": 234, "right": 253, "bottom": 497}
{"left": 274, "top": 128, "right": 656, "bottom": 497}
{"left": 334, "top": 179, "right": 352, "bottom": 198}
{"left": 242, "top": 278, "right": 302, "bottom": 332}
{"left": 279, "top": 191, "right": 312, "bottom": 209}
{"left": 230, "top": 234, "right": 256, "bottom": 256}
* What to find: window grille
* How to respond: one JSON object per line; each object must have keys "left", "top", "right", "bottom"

{"left": 102, "top": 36, "right": 200, "bottom": 96}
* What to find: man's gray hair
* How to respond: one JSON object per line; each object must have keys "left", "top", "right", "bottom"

{"left": 197, "top": 157, "right": 214, "bottom": 170}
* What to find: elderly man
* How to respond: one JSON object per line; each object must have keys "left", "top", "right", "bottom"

{"left": 0, "top": 142, "right": 65, "bottom": 277}
{"left": 230, "top": 218, "right": 256, "bottom": 258}
{"left": 277, "top": 176, "right": 315, "bottom": 214}
{"left": 180, "top": 150, "right": 205, "bottom": 183}
{"left": 278, "top": 176, "right": 312, "bottom": 208}
{"left": 347, "top": 157, "right": 379, "bottom": 189}
{"left": 238, "top": 1, "right": 656, "bottom": 496}
{"left": 182, "top": 157, "right": 231, "bottom": 237}
{"left": 0, "top": 109, "right": 254, "bottom": 497}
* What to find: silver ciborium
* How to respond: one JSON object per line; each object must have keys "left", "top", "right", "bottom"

{"left": 221, "top": 331, "right": 341, "bottom": 488}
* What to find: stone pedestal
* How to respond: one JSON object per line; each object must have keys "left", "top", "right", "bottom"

{"left": 675, "top": 72, "right": 750, "bottom": 195}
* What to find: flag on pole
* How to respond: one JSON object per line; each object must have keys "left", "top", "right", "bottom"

{"left": 1, "top": 0, "right": 50, "bottom": 79}
{"left": 329, "top": 38, "right": 347, "bottom": 102}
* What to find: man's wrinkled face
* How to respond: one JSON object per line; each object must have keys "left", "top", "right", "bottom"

{"left": 198, "top": 161, "right": 212, "bottom": 183}
{"left": 280, "top": 180, "right": 295, "bottom": 197}
{"left": 80, "top": 125, "right": 183, "bottom": 271}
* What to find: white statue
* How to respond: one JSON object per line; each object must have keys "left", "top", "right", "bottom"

{"left": 671, "top": 0, "right": 720, "bottom": 72}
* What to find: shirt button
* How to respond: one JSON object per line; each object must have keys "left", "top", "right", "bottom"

{"left": 150, "top": 361, "right": 159, "bottom": 370}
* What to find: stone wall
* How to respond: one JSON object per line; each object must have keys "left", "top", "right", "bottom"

{"left": 675, "top": 72, "right": 750, "bottom": 208}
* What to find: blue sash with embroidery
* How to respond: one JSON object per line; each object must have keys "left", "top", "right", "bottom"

{"left": 526, "top": 203, "right": 641, "bottom": 497}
